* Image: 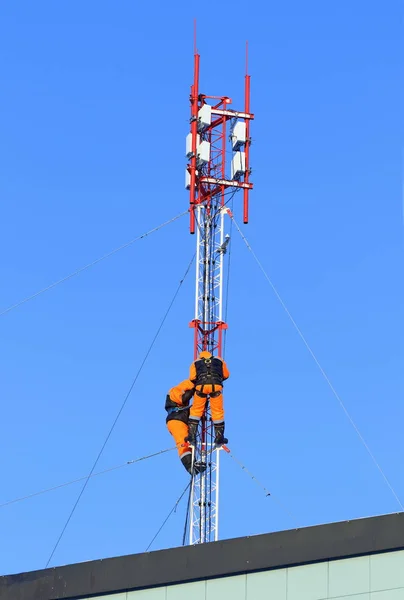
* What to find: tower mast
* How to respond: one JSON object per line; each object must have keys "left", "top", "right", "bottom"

{"left": 185, "top": 43, "right": 253, "bottom": 545}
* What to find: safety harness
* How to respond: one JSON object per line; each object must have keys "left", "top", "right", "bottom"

{"left": 195, "top": 388, "right": 221, "bottom": 398}
{"left": 194, "top": 356, "right": 224, "bottom": 387}
{"left": 166, "top": 405, "right": 190, "bottom": 416}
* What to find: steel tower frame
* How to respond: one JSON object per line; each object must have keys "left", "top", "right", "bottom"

{"left": 185, "top": 45, "right": 253, "bottom": 545}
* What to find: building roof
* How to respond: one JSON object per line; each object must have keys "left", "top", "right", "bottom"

{"left": 1, "top": 512, "right": 404, "bottom": 600}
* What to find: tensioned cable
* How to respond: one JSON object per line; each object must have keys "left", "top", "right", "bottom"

{"left": 231, "top": 216, "right": 404, "bottom": 511}
{"left": 182, "top": 480, "right": 193, "bottom": 546}
{"left": 0, "top": 211, "right": 187, "bottom": 318}
{"left": 0, "top": 447, "right": 175, "bottom": 509}
{"left": 145, "top": 482, "right": 191, "bottom": 552}
{"left": 226, "top": 449, "right": 299, "bottom": 526}
{"left": 45, "top": 252, "right": 196, "bottom": 568}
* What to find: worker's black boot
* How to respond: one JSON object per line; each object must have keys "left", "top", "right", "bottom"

{"left": 185, "top": 420, "right": 198, "bottom": 445}
{"left": 194, "top": 461, "right": 207, "bottom": 474}
{"left": 181, "top": 454, "right": 193, "bottom": 475}
{"left": 214, "top": 422, "right": 228, "bottom": 446}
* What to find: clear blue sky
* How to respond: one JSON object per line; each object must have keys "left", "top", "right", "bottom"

{"left": 0, "top": 0, "right": 402, "bottom": 575}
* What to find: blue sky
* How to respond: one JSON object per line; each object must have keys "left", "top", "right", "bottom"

{"left": 0, "top": 0, "right": 402, "bottom": 575}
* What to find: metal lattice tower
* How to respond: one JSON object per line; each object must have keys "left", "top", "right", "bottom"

{"left": 185, "top": 43, "right": 254, "bottom": 545}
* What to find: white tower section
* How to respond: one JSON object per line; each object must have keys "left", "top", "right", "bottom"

{"left": 189, "top": 203, "right": 228, "bottom": 545}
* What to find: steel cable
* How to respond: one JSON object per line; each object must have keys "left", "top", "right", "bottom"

{"left": 45, "top": 252, "right": 195, "bottom": 567}
{"left": 231, "top": 215, "right": 404, "bottom": 512}
{"left": 145, "top": 482, "right": 191, "bottom": 552}
{"left": 182, "top": 480, "right": 193, "bottom": 546}
{"left": 0, "top": 447, "right": 176, "bottom": 510}
{"left": 225, "top": 449, "right": 299, "bottom": 526}
{"left": 0, "top": 211, "right": 187, "bottom": 318}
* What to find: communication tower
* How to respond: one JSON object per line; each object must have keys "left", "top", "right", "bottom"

{"left": 185, "top": 41, "right": 254, "bottom": 545}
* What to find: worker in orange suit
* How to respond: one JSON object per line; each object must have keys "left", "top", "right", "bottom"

{"left": 165, "top": 379, "right": 206, "bottom": 475}
{"left": 186, "top": 351, "right": 230, "bottom": 446}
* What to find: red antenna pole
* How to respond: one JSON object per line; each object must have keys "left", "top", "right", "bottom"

{"left": 189, "top": 22, "right": 200, "bottom": 234}
{"left": 243, "top": 41, "right": 251, "bottom": 224}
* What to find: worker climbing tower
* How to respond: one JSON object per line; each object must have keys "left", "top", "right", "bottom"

{"left": 185, "top": 40, "right": 254, "bottom": 545}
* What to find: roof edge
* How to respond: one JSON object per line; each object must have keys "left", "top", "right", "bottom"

{"left": 1, "top": 512, "right": 404, "bottom": 600}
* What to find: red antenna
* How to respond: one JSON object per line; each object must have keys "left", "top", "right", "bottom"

{"left": 244, "top": 40, "right": 251, "bottom": 223}
{"left": 188, "top": 21, "right": 200, "bottom": 234}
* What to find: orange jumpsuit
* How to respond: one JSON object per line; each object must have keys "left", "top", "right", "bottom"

{"left": 165, "top": 379, "right": 195, "bottom": 458}
{"left": 189, "top": 357, "right": 230, "bottom": 423}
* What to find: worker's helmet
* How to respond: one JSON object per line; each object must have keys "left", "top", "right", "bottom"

{"left": 199, "top": 351, "right": 212, "bottom": 359}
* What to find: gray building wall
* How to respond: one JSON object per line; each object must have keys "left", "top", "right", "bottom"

{"left": 76, "top": 550, "right": 404, "bottom": 600}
